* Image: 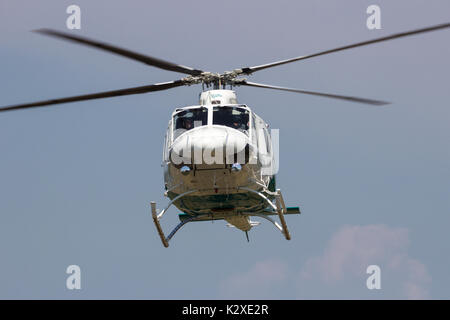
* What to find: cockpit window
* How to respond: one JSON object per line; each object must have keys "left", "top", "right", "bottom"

{"left": 173, "top": 107, "right": 208, "bottom": 139}
{"left": 213, "top": 106, "right": 249, "bottom": 134}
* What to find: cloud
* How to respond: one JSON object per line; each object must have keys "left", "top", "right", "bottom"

{"left": 218, "top": 259, "right": 289, "bottom": 299}
{"left": 219, "top": 225, "right": 431, "bottom": 299}
{"left": 297, "top": 224, "right": 431, "bottom": 299}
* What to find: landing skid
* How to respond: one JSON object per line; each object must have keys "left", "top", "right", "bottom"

{"left": 276, "top": 189, "right": 291, "bottom": 240}
{"left": 151, "top": 201, "right": 207, "bottom": 248}
{"left": 150, "top": 188, "right": 298, "bottom": 248}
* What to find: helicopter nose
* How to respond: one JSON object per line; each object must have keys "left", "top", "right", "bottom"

{"left": 170, "top": 126, "right": 249, "bottom": 166}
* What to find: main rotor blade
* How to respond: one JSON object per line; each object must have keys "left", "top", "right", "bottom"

{"left": 0, "top": 80, "right": 186, "bottom": 113}
{"left": 240, "top": 23, "right": 450, "bottom": 74}
{"left": 34, "top": 29, "right": 204, "bottom": 76}
{"left": 238, "top": 81, "right": 389, "bottom": 106}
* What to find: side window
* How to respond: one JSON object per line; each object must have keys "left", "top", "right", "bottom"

{"left": 250, "top": 113, "right": 257, "bottom": 146}
{"left": 263, "top": 126, "right": 271, "bottom": 154}
{"left": 254, "top": 114, "right": 268, "bottom": 155}
{"left": 163, "top": 119, "right": 172, "bottom": 162}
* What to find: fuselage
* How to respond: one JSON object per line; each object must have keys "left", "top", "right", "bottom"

{"left": 162, "top": 90, "right": 277, "bottom": 222}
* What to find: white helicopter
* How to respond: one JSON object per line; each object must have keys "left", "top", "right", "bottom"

{"left": 1, "top": 23, "right": 449, "bottom": 247}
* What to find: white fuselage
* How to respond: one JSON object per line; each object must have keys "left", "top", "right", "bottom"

{"left": 161, "top": 90, "right": 276, "bottom": 220}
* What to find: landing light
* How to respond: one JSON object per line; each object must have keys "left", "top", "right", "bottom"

{"left": 231, "top": 163, "right": 242, "bottom": 172}
{"left": 180, "top": 166, "right": 191, "bottom": 175}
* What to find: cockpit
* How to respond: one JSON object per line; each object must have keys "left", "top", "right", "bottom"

{"left": 174, "top": 107, "right": 208, "bottom": 130}
{"left": 213, "top": 106, "right": 249, "bottom": 134}
{"left": 172, "top": 105, "right": 250, "bottom": 140}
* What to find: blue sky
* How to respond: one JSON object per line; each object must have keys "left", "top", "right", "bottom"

{"left": 0, "top": 0, "right": 449, "bottom": 299}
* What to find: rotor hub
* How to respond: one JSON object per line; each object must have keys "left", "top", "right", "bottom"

{"left": 182, "top": 69, "right": 247, "bottom": 89}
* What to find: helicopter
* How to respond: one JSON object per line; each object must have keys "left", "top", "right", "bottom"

{"left": 1, "top": 23, "right": 449, "bottom": 247}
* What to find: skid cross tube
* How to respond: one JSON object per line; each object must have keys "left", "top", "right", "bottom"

{"left": 250, "top": 213, "right": 283, "bottom": 233}
{"left": 238, "top": 187, "right": 291, "bottom": 240}
{"left": 151, "top": 190, "right": 204, "bottom": 248}
{"left": 152, "top": 201, "right": 203, "bottom": 248}
{"left": 157, "top": 189, "right": 198, "bottom": 220}
{"left": 151, "top": 187, "right": 295, "bottom": 247}
{"left": 237, "top": 186, "right": 277, "bottom": 211}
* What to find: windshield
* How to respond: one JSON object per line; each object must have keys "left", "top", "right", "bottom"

{"left": 173, "top": 107, "right": 208, "bottom": 139}
{"left": 213, "top": 106, "right": 249, "bottom": 134}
